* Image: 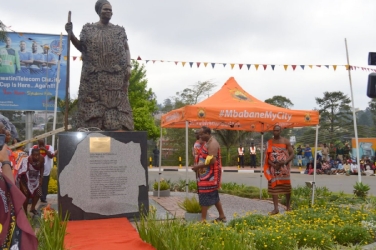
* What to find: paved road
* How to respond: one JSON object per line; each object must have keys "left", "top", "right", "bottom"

{"left": 149, "top": 172, "right": 376, "bottom": 195}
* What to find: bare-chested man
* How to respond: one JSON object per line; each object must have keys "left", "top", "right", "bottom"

{"left": 192, "top": 126, "right": 226, "bottom": 222}
{"left": 17, "top": 148, "right": 44, "bottom": 215}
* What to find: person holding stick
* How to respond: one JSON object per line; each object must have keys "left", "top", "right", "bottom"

{"left": 65, "top": 0, "right": 134, "bottom": 131}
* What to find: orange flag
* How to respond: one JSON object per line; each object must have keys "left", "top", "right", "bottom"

{"left": 204, "top": 62, "right": 208, "bottom": 67}
{"left": 182, "top": 62, "right": 186, "bottom": 67}
{"left": 64, "top": 56, "right": 68, "bottom": 61}
{"left": 230, "top": 64, "right": 235, "bottom": 69}
{"left": 308, "top": 65, "right": 313, "bottom": 69}
{"left": 345, "top": 65, "right": 350, "bottom": 70}
{"left": 283, "top": 65, "right": 288, "bottom": 71}
{"left": 333, "top": 65, "right": 337, "bottom": 71}
{"left": 254, "top": 64, "right": 259, "bottom": 70}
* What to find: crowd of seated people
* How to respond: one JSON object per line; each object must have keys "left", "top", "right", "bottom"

{"left": 304, "top": 156, "right": 375, "bottom": 176}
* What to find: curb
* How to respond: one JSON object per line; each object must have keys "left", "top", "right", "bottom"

{"left": 148, "top": 168, "right": 305, "bottom": 174}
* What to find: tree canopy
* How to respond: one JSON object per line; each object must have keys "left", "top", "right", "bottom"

{"left": 128, "top": 60, "right": 159, "bottom": 140}
{"left": 264, "top": 95, "right": 294, "bottom": 109}
{"left": 315, "top": 91, "right": 352, "bottom": 134}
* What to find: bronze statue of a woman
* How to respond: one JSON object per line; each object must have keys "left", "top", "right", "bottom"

{"left": 65, "top": 0, "right": 134, "bottom": 131}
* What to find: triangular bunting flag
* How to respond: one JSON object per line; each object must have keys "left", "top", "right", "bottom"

{"left": 204, "top": 62, "right": 208, "bottom": 67}
{"left": 146, "top": 60, "right": 149, "bottom": 64}
{"left": 18, "top": 33, "right": 23, "bottom": 36}
{"left": 246, "top": 64, "right": 251, "bottom": 70}
{"left": 230, "top": 64, "right": 235, "bottom": 69}
{"left": 152, "top": 60, "right": 156, "bottom": 64}
{"left": 239, "top": 64, "right": 243, "bottom": 69}
{"left": 325, "top": 65, "right": 329, "bottom": 69}
{"left": 263, "top": 65, "right": 267, "bottom": 70}
{"left": 283, "top": 65, "right": 288, "bottom": 71}
{"left": 73, "top": 56, "right": 77, "bottom": 61}
{"left": 316, "top": 65, "right": 321, "bottom": 68}
{"left": 350, "top": 66, "right": 353, "bottom": 70}
{"left": 211, "top": 63, "right": 215, "bottom": 68}
{"left": 223, "top": 63, "right": 227, "bottom": 68}
{"left": 309, "top": 65, "right": 313, "bottom": 69}
{"left": 28, "top": 38, "right": 33, "bottom": 41}
{"left": 300, "top": 65, "right": 305, "bottom": 70}
{"left": 345, "top": 65, "right": 350, "bottom": 70}
{"left": 333, "top": 65, "right": 337, "bottom": 71}
{"left": 271, "top": 65, "right": 275, "bottom": 70}
{"left": 160, "top": 60, "right": 164, "bottom": 62}
{"left": 174, "top": 61, "right": 178, "bottom": 65}
{"left": 189, "top": 62, "right": 193, "bottom": 68}
{"left": 254, "top": 64, "right": 259, "bottom": 70}
{"left": 182, "top": 62, "right": 186, "bottom": 67}
{"left": 79, "top": 56, "right": 82, "bottom": 61}
{"left": 63, "top": 56, "right": 67, "bottom": 61}
{"left": 197, "top": 62, "right": 201, "bottom": 68}
{"left": 137, "top": 56, "right": 141, "bottom": 60}
{"left": 292, "top": 65, "right": 297, "bottom": 71}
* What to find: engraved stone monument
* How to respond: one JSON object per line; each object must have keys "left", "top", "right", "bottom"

{"left": 57, "top": 131, "right": 148, "bottom": 220}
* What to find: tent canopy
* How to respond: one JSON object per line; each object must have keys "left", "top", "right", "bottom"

{"left": 161, "top": 77, "right": 319, "bottom": 132}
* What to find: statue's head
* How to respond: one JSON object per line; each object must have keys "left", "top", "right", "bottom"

{"left": 95, "top": 0, "right": 112, "bottom": 20}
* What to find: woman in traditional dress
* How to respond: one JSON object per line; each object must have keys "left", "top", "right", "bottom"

{"left": 65, "top": 0, "right": 133, "bottom": 131}
{"left": 192, "top": 126, "right": 226, "bottom": 222}
{"left": 0, "top": 125, "right": 37, "bottom": 249}
{"left": 264, "top": 125, "right": 294, "bottom": 215}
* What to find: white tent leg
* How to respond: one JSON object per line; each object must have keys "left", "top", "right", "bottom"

{"left": 158, "top": 126, "right": 163, "bottom": 198}
{"left": 311, "top": 125, "right": 319, "bottom": 206}
{"left": 259, "top": 133, "right": 264, "bottom": 199}
{"left": 185, "top": 121, "right": 189, "bottom": 197}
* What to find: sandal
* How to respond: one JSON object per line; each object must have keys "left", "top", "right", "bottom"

{"left": 213, "top": 217, "right": 227, "bottom": 223}
{"left": 268, "top": 210, "right": 279, "bottom": 215}
{"left": 30, "top": 209, "right": 38, "bottom": 216}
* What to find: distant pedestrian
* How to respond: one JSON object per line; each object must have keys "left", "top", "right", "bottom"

{"left": 249, "top": 142, "right": 257, "bottom": 168}
{"left": 152, "top": 146, "right": 160, "bottom": 167}
{"left": 238, "top": 144, "right": 244, "bottom": 168}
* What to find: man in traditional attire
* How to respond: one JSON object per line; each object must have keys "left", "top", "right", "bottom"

{"left": 17, "top": 148, "right": 44, "bottom": 215}
{"left": 263, "top": 125, "right": 294, "bottom": 215}
{"left": 192, "top": 126, "right": 226, "bottom": 222}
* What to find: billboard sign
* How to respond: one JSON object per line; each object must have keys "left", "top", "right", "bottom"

{"left": 0, "top": 32, "right": 68, "bottom": 111}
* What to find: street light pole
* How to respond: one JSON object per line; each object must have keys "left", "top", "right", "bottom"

{"left": 44, "top": 45, "right": 50, "bottom": 139}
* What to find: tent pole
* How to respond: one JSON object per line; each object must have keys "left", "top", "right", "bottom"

{"left": 259, "top": 132, "right": 264, "bottom": 199}
{"left": 311, "top": 125, "right": 319, "bottom": 206}
{"left": 158, "top": 126, "right": 163, "bottom": 198}
{"left": 185, "top": 121, "right": 189, "bottom": 197}
{"left": 345, "top": 38, "right": 361, "bottom": 183}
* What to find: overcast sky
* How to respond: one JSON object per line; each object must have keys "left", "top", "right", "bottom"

{"left": 3, "top": 0, "right": 376, "bottom": 111}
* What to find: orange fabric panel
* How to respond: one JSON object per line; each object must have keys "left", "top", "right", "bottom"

{"left": 65, "top": 218, "right": 155, "bottom": 250}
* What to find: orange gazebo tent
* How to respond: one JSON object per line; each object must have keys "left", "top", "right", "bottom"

{"left": 161, "top": 77, "right": 319, "bottom": 131}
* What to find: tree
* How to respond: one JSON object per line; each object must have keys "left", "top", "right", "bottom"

{"left": 315, "top": 91, "right": 352, "bottom": 134}
{"left": 264, "top": 95, "right": 294, "bottom": 109}
{"left": 0, "top": 20, "right": 7, "bottom": 42}
{"left": 215, "top": 130, "right": 245, "bottom": 166}
{"left": 174, "top": 81, "right": 217, "bottom": 106}
{"left": 128, "top": 60, "right": 159, "bottom": 140}
{"left": 369, "top": 98, "right": 376, "bottom": 124}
